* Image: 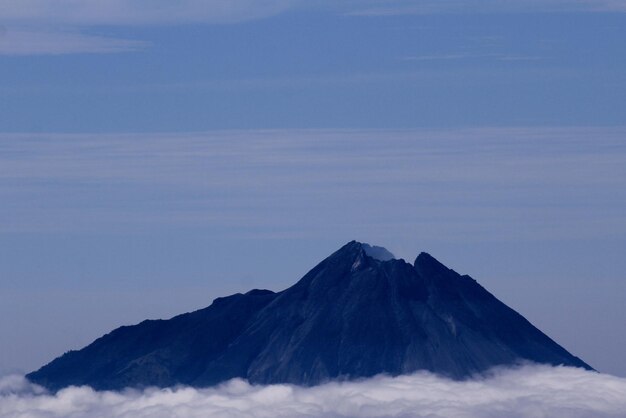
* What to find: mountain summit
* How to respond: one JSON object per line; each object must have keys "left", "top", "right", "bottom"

{"left": 27, "top": 241, "right": 592, "bottom": 391}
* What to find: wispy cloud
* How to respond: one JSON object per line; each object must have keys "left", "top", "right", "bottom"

{"left": 1, "top": 366, "right": 626, "bottom": 417}
{"left": 1, "top": 0, "right": 625, "bottom": 27}
{"left": 1, "top": 0, "right": 624, "bottom": 55}
{"left": 0, "top": 0, "right": 294, "bottom": 25}
{"left": 0, "top": 27, "right": 148, "bottom": 55}
{"left": 0, "top": 0, "right": 291, "bottom": 54}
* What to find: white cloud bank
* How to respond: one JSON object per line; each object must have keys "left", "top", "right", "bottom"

{"left": 1, "top": 366, "right": 626, "bottom": 418}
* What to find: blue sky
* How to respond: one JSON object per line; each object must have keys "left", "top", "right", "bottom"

{"left": 2, "top": 2, "right": 626, "bottom": 131}
{"left": 1, "top": 1, "right": 625, "bottom": 378}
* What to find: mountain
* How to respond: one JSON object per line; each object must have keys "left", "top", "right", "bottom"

{"left": 27, "top": 241, "right": 592, "bottom": 391}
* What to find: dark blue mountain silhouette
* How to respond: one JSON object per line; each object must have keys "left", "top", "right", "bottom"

{"left": 27, "top": 241, "right": 592, "bottom": 391}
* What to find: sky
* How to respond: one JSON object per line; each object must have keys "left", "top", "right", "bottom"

{"left": 1, "top": 0, "right": 626, "bottom": 387}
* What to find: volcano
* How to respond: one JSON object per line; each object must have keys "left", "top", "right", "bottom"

{"left": 28, "top": 241, "right": 592, "bottom": 391}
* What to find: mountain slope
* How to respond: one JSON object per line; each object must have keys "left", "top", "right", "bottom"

{"left": 27, "top": 241, "right": 592, "bottom": 391}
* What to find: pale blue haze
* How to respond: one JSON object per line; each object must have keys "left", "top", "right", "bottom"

{"left": 0, "top": 1, "right": 625, "bottom": 378}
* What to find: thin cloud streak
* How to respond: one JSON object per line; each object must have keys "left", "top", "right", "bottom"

{"left": 401, "top": 53, "right": 543, "bottom": 62}
{"left": 349, "top": 0, "right": 626, "bottom": 16}
{"left": 1, "top": 366, "right": 626, "bottom": 417}
{"left": 0, "top": 0, "right": 294, "bottom": 25}
{"left": 0, "top": 27, "right": 148, "bottom": 55}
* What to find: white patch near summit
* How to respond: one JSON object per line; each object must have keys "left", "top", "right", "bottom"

{"left": 362, "top": 243, "right": 395, "bottom": 261}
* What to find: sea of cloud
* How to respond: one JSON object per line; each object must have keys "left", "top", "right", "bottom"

{"left": 1, "top": 365, "right": 626, "bottom": 418}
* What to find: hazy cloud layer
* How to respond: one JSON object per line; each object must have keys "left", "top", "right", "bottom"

{"left": 2, "top": 128, "right": 625, "bottom": 242}
{"left": 1, "top": 366, "right": 626, "bottom": 417}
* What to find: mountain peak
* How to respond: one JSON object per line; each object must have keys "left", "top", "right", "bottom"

{"left": 326, "top": 240, "right": 395, "bottom": 267}
{"left": 27, "top": 241, "right": 593, "bottom": 391}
